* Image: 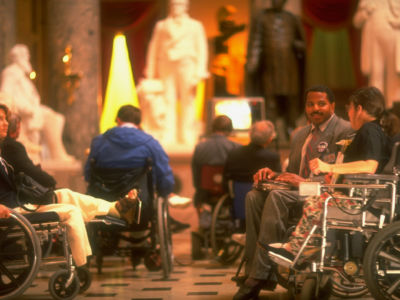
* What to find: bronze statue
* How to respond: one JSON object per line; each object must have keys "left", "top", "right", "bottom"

{"left": 246, "top": 0, "right": 305, "bottom": 141}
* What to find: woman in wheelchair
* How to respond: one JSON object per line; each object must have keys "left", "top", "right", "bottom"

{"left": 0, "top": 103, "right": 140, "bottom": 271}
{"left": 268, "top": 86, "right": 391, "bottom": 263}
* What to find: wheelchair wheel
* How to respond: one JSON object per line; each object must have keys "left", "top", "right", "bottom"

{"left": 300, "top": 275, "right": 331, "bottom": 300}
{"left": 157, "top": 196, "right": 173, "bottom": 278}
{"left": 363, "top": 221, "right": 400, "bottom": 300}
{"left": 144, "top": 249, "right": 162, "bottom": 271}
{"left": 48, "top": 269, "right": 80, "bottom": 300}
{"left": 216, "top": 240, "right": 243, "bottom": 265}
{"left": 210, "top": 195, "right": 235, "bottom": 255}
{"left": 0, "top": 210, "right": 41, "bottom": 300}
{"left": 76, "top": 267, "right": 92, "bottom": 293}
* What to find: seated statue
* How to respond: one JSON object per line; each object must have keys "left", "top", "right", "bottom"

{"left": 0, "top": 44, "right": 75, "bottom": 164}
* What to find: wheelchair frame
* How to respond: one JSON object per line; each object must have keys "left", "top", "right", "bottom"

{"left": 0, "top": 209, "right": 90, "bottom": 300}
{"left": 268, "top": 173, "right": 399, "bottom": 299}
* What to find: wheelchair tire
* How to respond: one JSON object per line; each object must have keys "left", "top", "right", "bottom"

{"left": 144, "top": 249, "right": 162, "bottom": 271}
{"left": 0, "top": 210, "right": 41, "bottom": 300}
{"left": 210, "top": 194, "right": 233, "bottom": 256}
{"left": 363, "top": 221, "right": 400, "bottom": 300}
{"left": 77, "top": 267, "right": 92, "bottom": 293}
{"left": 48, "top": 269, "right": 80, "bottom": 300}
{"left": 300, "top": 277, "right": 317, "bottom": 300}
{"left": 157, "top": 196, "right": 173, "bottom": 278}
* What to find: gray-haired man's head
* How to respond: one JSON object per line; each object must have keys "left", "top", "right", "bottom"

{"left": 250, "top": 120, "right": 276, "bottom": 146}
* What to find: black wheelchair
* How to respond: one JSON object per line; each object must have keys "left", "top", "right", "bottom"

{"left": 268, "top": 142, "right": 400, "bottom": 299}
{"left": 86, "top": 159, "right": 172, "bottom": 278}
{"left": 0, "top": 209, "right": 91, "bottom": 300}
{"left": 191, "top": 164, "right": 251, "bottom": 264}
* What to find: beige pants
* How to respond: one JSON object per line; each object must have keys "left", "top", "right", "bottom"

{"left": 15, "top": 188, "right": 117, "bottom": 266}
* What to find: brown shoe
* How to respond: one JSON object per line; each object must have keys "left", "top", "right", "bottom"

{"left": 116, "top": 189, "right": 141, "bottom": 225}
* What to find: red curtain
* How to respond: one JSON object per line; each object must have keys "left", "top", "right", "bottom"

{"left": 101, "top": 0, "right": 162, "bottom": 96}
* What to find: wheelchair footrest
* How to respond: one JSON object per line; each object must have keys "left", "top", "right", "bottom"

{"left": 91, "top": 215, "right": 128, "bottom": 227}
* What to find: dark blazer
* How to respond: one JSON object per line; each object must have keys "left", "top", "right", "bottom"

{"left": 0, "top": 158, "right": 18, "bottom": 208}
{"left": 2, "top": 137, "right": 56, "bottom": 188}
{"left": 224, "top": 142, "right": 281, "bottom": 182}
{"left": 287, "top": 114, "right": 354, "bottom": 175}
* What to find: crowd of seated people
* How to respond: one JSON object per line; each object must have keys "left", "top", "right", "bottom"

{"left": 1, "top": 82, "right": 398, "bottom": 300}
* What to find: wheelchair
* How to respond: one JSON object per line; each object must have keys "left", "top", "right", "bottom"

{"left": 86, "top": 159, "right": 173, "bottom": 278}
{"left": 191, "top": 165, "right": 251, "bottom": 264}
{"left": 268, "top": 142, "right": 400, "bottom": 299}
{"left": 0, "top": 209, "right": 91, "bottom": 300}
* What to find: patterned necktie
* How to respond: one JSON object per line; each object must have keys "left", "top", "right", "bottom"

{"left": 301, "top": 127, "right": 321, "bottom": 178}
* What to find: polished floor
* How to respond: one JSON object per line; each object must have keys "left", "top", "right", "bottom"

{"left": 16, "top": 149, "right": 374, "bottom": 300}
{"left": 13, "top": 211, "right": 374, "bottom": 300}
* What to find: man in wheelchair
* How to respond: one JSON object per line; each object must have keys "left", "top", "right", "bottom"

{"left": 234, "top": 85, "right": 354, "bottom": 299}
{"left": 0, "top": 103, "right": 139, "bottom": 270}
{"left": 268, "top": 87, "right": 391, "bottom": 277}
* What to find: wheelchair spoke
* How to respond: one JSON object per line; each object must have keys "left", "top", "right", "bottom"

{"left": 0, "top": 262, "right": 17, "bottom": 282}
{"left": 387, "top": 278, "right": 400, "bottom": 295}
{"left": 378, "top": 250, "right": 400, "bottom": 264}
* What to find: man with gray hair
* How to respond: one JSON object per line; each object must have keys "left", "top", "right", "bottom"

{"left": 224, "top": 120, "right": 281, "bottom": 183}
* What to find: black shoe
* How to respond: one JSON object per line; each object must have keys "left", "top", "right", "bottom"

{"left": 169, "top": 217, "right": 190, "bottom": 233}
{"left": 233, "top": 278, "right": 269, "bottom": 300}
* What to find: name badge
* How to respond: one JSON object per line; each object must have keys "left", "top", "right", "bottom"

{"left": 317, "top": 141, "right": 328, "bottom": 153}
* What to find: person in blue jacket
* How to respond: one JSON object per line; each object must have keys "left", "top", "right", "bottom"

{"left": 85, "top": 105, "right": 188, "bottom": 231}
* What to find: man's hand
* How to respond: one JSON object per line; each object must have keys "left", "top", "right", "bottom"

{"left": 0, "top": 204, "right": 10, "bottom": 218}
{"left": 253, "top": 167, "right": 276, "bottom": 184}
{"left": 309, "top": 158, "right": 331, "bottom": 175}
{"left": 275, "top": 172, "right": 305, "bottom": 187}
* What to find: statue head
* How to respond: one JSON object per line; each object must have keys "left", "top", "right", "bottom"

{"left": 271, "top": 0, "right": 287, "bottom": 10}
{"left": 9, "top": 44, "right": 32, "bottom": 75}
{"left": 169, "top": 0, "right": 189, "bottom": 17}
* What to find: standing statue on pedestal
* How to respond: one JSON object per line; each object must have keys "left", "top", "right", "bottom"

{"left": 0, "top": 44, "right": 75, "bottom": 163}
{"left": 353, "top": 0, "right": 400, "bottom": 108}
{"left": 246, "top": 0, "right": 305, "bottom": 142}
{"left": 144, "top": 0, "right": 208, "bottom": 146}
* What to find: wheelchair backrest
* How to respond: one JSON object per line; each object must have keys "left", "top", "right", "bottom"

{"left": 229, "top": 180, "right": 253, "bottom": 220}
{"left": 200, "top": 165, "right": 225, "bottom": 196}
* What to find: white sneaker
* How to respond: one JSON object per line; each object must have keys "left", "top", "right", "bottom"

{"left": 168, "top": 195, "right": 191, "bottom": 208}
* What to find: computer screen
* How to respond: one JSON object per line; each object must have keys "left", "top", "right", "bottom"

{"left": 207, "top": 97, "right": 265, "bottom": 132}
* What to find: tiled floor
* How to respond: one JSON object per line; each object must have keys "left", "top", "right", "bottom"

{"left": 12, "top": 227, "right": 374, "bottom": 300}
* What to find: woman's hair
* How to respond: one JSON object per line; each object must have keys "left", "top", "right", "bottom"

{"left": 349, "top": 86, "right": 385, "bottom": 120}
{"left": 381, "top": 111, "right": 400, "bottom": 137}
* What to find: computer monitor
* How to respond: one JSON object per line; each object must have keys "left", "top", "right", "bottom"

{"left": 207, "top": 97, "right": 265, "bottom": 133}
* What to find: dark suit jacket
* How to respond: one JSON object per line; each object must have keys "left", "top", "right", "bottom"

{"left": 2, "top": 137, "right": 56, "bottom": 188}
{"left": 0, "top": 158, "right": 18, "bottom": 208}
{"left": 287, "top": 114, "right": 354, "bottom": 175}
{"left": 224, "top": 142, "right": 281, "bottom": 182}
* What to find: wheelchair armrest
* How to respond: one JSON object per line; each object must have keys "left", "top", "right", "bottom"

{"left": 23, "top": 211, "right": 60, "bottom": 223}
{"left": 343, "top": 174, "right": 399, "bottom": 182}
{"left": 91, "top": 215, "right": 128, "bottom": 227}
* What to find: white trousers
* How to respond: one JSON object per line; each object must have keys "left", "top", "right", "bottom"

{"left": 15, "top": 188, "right": 116, "bottom": 266}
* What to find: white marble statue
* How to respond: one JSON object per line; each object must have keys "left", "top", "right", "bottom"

{"left": 353, "top": 0, "right": 400, "bottom": 108}
{"left": 136, "top": 78, "right": 167, "bottom": 142}
{"left": 0, "top": 44, "right": 75, "bottom": 163}
{"left": 145, "top": 0, "right": 208, "bottom": 146}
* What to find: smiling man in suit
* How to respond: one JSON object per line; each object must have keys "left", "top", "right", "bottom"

{"left": 234, "top": 85, "right": 354, "bottom": 299}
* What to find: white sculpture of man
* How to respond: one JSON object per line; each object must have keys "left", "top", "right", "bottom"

{"left": 353, "top": 0, "right": 400, "bottom": 108}
{"left": 0, "top": 44, "right": 75, "bottom": 163}
{"left": 145, "top": 0, "right": 208, "bottom": 146}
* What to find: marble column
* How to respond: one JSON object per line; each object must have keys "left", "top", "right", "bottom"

{"left": 0, "top": 0, "right": 16, "bottom": 73}
{"left": 46, "top": 0, "right": 100, "bottom": 162}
